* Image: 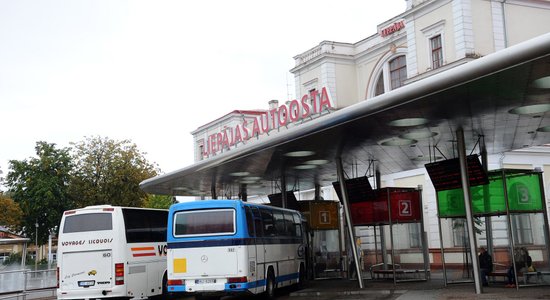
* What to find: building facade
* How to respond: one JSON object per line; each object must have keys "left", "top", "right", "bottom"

{"left": 289, "top": 0, "right": 550, "bottom": 267}
{"left": 292, "top": 0, "right": 550, "bottom": 106}
{"left": 192, "top": 0, "right": 550, "bottom": 268}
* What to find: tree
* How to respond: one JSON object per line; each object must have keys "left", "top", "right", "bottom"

{"left": 0, "top": 193, "right": 23, "bottom": 228}
{"left": 70, "top": 136, "right": 159, "bottom": 207}
{"left": 5, "top": 142, "right": 73, "bottom": 245}
{"left": 143, "top": 194, "right": 176, "bottom": 209}
{"left": 0, "top": 166, "right": 4, "bottom": 189}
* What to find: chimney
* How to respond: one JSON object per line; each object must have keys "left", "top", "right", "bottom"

{"left": 268, "top": 100, "right": 279, "bottom": 110}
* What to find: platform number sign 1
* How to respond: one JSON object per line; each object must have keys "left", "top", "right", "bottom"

{"left": 319, "top": 211, "right": 330, "bottom": 224}
{"left": 399, "top": 200, "right": 412, "bottom": 217}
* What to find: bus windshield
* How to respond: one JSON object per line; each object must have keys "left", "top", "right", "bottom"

{"left": 174, "top": 209, "right": 235, "bottom": 236}
{"left": 62, "top": 213, "right": 112, "bottom": 233}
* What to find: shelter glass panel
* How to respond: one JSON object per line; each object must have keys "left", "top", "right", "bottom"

{"left": 437, "top": 189, "right": 466, "bottom": 217}
{"left": 511, "top": 214, "right": 534, "bottom": 245}
{"left": 506, "top": 173, "right": 543, "bottom": 212}
{"left": 436, "top": 171, "right": 543, "bottom": 217}
{"left": 312, "top": 229, "right": 341, "bottom": 279}
{"left": 392, "top": 223, "right": 427, "bottom": 272}
{"left": 442, "top": 218, "right": 475, "bottom": 283}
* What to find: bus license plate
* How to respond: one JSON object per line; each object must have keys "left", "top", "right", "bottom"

{"left": 78, "top": 280, "right": 95, "bottom": 287}
{"left": 195, "top": 279, "right": 216, "bottom": 284}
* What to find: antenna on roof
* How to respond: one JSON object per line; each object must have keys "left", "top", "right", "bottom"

{"left": 286, "top": 73, "right": 294, "bottom": 100}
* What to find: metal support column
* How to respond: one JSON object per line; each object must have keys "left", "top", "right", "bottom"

{"left": 537, "top": 169, "right": 550, "bottom": 266}
{"left": 502, "top": 169, "right": 519, "bottom": 289}
{"left": 375, "top": 170, "right": 381, "bottom": 190}
{"left": 281, "top": 168, "right": 287, "bottom": 208}
{"left": 336, "top": 157, "right": 364, "bottom": 288}
{"left": 387, "top": 191, "right": 397, "bottom": 284}
{"left": 380, "top": 226, "right": 388, "bottom": 268}
{"left": 436, "top": 190, "right": 448, "bottom": 286}
{"left": 457, "top": 128, "right": 482, "bottom": 294}
{"left": 315, "top": 184, "right": 321, "bottom": 201}
{"left": 481, "top": 142, "right": 493, "bottom": 256}
{"left": 375, "top": 165, "right": 387, "bottom": 268}
{"left": 239, "top": 184, "right": 247, "bottom": 202}
{"left": 418, "top": 185, "right": 430, "bottom": 279}
{"left": 211, "top": 179, "right": 217, "bottom": 199}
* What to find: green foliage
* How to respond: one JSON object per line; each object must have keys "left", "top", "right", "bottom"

{"left": 69, "top": 136, "right": 159, "bottom": 208}
{"left": 5, "top": 142, "right": 73, "bottom": 245}
{"left": 0, "top": 166, "right": 4, "bottom": 188}
{"left": 143, "top": 194, "right": 176, "bottom": 209}
{"left": 0, "top": 193, "right": 23, "bottom": 228}
{"left": 2, "top": 252, "right": 48, "bottom": 266}
{"left": 3, "top": 252, "right": 23, "bottom": 265}
{"left": 3, "top": 138, "right": 160, "bottom": 244}
{"left": 452, "top": 216, "right": 484, "bottom": 236}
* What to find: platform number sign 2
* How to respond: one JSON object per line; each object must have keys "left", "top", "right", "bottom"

{"left": 319, "top": 211, "right": 330, "bottom": 224}
{"left": 399, "top": 200, "right": 412, "bottom": 217}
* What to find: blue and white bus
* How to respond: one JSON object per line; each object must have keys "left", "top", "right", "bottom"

{"left": 166, "top": 199, "right": 308, "bottom": 299}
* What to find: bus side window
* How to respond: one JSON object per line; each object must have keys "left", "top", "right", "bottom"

{"left": 283, "top": 211, "right": 294, "bottom": 237}
{"left": 252, "top": 207, "right": 264, "bottom": 237}
{"left": 245, "top": 206, "right": 255, "bottom": 237}
{"left": 123, "top": 209, "right": 152, "bottom": 243}
{"left": 292, "top": 213, "right": 303, "bottom": 237}
{"left": 272, "top": 210, "right": 285, "bottom": 236}
{"left": 151, "top": 211, "right": 168, "bottom": 241}
{"left": 260, "top": 208, "right": 275, "bottom": 237}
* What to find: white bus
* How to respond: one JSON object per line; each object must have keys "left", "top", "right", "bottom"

{"left": 57, "top": 205, "right": 169, "bottom": 299}
{"left": 166, "top": 199, "right": 308, "bottom": 299}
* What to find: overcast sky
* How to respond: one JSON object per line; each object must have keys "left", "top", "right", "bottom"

{"left": 0, "top": 0, "right": 405, "bottom": 182}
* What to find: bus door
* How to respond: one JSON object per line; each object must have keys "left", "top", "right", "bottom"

{"left": 249, "top": 207, "right": 264, "bottom": 289}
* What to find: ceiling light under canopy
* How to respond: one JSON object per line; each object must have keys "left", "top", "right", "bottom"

{"left": 284, "top": 150, "right": 316, "bottom": 157}
{"left": 531, "top": 76, "right": 550, "bottom": 89}
{"left": 229, "top": 171, "right": 250, "bottom": 177}
{"left": 379, "top": 137, "right": 418, "bottom": 146}
{"left": 508, "top": 103, "right": 550, "bottom": 115}
{"left": 293, "top": 164, "right": 318, "bottom": 170}
{"left": 400, "top": 130, "right": 438, "bottom": 140}
{"left": 389, "top": 117, "right": 429, "bottom": 127}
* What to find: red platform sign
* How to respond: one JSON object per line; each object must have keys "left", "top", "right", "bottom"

{"left": 350, "top": 188, "right": 421, "bottom": 225}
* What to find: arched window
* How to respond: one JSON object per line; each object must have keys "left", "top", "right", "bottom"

{"left": 374, "top": 73, "right": 385, "bottom": 96}
{"left": 389, "top": 55, "right": 407, "bottom": 89}
{"left": 367, "top": 49, "right": 408, "bottom": 98}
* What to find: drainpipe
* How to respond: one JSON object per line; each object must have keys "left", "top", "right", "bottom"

{"left": 501, "top": 0, "right": 508, "bottom": 48}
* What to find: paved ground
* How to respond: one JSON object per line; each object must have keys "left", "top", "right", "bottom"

{"left": 4, "top": 271, "right": 550, "bottom": 300}
{"left": 289, "top": 276, "right": 550, "bottom": 300}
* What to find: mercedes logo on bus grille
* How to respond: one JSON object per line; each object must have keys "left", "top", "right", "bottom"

{"left": 201, "top": 255, "right": 208, "bottom": 263}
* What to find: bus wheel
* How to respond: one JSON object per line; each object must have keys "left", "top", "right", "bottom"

{"left": 162, "top": 274, "right": 168, "bottom": 296}
{"left": 159, "top": 273, "right": 171, "bottom": 299}
{"left": 265, "top": 270, "right": 276, "bottom": 299}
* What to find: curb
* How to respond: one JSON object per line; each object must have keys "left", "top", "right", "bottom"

{"left": 290, "top": 289, "right": 408, "bottom": 298}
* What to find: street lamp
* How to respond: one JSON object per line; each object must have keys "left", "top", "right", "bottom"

{"left": 35, "top": 222, "right": 38, "bottom": 271}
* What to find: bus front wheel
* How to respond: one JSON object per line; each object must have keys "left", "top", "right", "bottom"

{"left": 265, "top": 270, "right": 276, "bottom": 299}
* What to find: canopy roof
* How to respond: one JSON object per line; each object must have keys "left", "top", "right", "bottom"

{"left": 140, "top": 33, "right": 550, "bottom": 198}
